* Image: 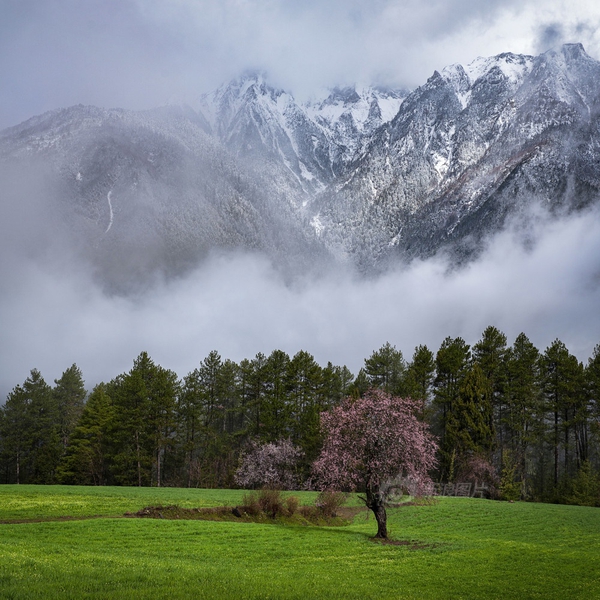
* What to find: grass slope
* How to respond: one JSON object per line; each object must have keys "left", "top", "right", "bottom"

{"left": 0, "top": 485, "right": 598, "bottom": 599}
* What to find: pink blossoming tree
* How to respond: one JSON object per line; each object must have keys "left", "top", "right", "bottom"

{"left": 235, "top": 438, "right": 304, "bottom": 490}
{"left": 312, "top": 389, "right": 438, "bottom": 538}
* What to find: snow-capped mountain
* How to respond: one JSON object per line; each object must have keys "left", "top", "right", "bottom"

{"left": 311, "top": 43, "right": 600, "bottom": 268}
{"left": 198, "top": 73, "right": 406, "bottom": 197}
{"left": 1, "top": 44, "right": 599, "bottom": 288}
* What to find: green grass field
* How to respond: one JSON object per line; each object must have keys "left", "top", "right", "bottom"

{"left": 0, "top": 485, "right": 598, "bottom": 599}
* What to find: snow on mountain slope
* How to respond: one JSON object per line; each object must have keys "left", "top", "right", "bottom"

{"left": 304, "top": 85, "right": 406, "bottom": 166}
{"left": 309, "top": 44, "right": 600, "bottom": 269}
{"left": 198, "top": 74, "right": 407, "bottom": 198}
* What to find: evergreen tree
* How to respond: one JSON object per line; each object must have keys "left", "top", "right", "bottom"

{"left": 585, "top": 345, "right": 600, "bottom": 468}
{"left": 404, "top": 345, "right": 435, "bottom": 406}
{"left": 287, "top": 350, "right": 321, "bottom": 441}
{"left": 566, "top": 460, "right": 600, "bottom": 507}
{"left": 588, "top": 345, "right": 600, "bottom": 413}
{"left": 1, "top": 370, "right": 62, "bottom": 484}
{"left": 364, "top": 342, "right": 406, "bottom": 395}
{"left": 178, "top": 367, "right": 204, "bottom": 487}
{"left": 0, "top": 384, "right": 30, "bottom": 483}
{"left": 2, "top": 336, "right": 597, "bottom": 501}
{"left": 336, "top": 365, "right": 355, "bottom": 398}
{"left": 473, "top": 326, "right": 507, "bottom": 463}
{"left": 196, "top": 350, "right": 225, "bottom": 430}
{"left": 180, "top": 351, "right": 241, "bottom": 488}
{"left": 53, "top": 364, "right": 86, "bottom": 451}
{"left": 445, "top": 364, "right": 495, "bottom": 478}
{"left": 540, "top": 340, "right": 585, "bottom": 489}
{"left": 433, "top": 336, "right": 471, "bottom": 477}
{"left": 289, "top": 361, "right": 354, "bottom": 473}
{"left": 351, "top": 368, "right": 370, "bottom": 398}
{"left": 473, "top": 326, "right": 508, "bottom": 386}
{"left": 246, "top": 352, "right": 268, "bottom": 437}
{"left": 220, "top": 358, "right": 242, "bottom": 435}
{"left": 318, "top": 363, "right": 353, "bottom": 409}
{"left": 236, "top": 358, "right": 254, "bottom": 434}
{"left": 57, "top": 383, "right": 113, "bottom": 485}
{"left": 147, "top": 364, "right": 179, "bottom": 487}
{"left": 503, "top": 333, "right": 542, "bottom": 496}
{"left": 108, "top": 352, "right": 179, "bottom": 486}
{"left": 25, "top": 369, "right": 61, "bottom": 483}
{"left": 286, "top": 350, "right": 323, "bottom": 466}
{"left": 261, "top": 350, "right": 292, "bottom": 441}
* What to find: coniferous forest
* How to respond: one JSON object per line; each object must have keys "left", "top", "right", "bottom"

{"left": 1, "top": 326, "right": 599, "bottom": 506}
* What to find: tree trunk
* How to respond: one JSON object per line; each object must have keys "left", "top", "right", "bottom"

{"left": 366, "top": 485, "right": 388, "bottom": 539}
{"left": 156, "top": 446, "right": 162, "bottom": 488}
{"left": 135, "top": 430, "right": 142, "bottom": 487}
{"left": 554, "top": 410, "right": 559, "bottom": 487}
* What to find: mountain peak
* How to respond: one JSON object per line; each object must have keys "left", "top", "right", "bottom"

{"left": 541, "top": 42, "right": 594, "bottom": 67}
{"left": 462, "top": 52, "right": 534, "bottom": 86}
{"left": 325, "top": 86, "right": 362, "bottom": 105}
{"left": 559, "top": 42, "right": 588, "bottom": 59}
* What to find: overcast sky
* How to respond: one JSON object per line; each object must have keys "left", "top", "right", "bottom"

{"left": 1, "top": 0, "right": 599, "bottom": 129}
{"left": 1, "top": 0, "right": 600, "bottom": 396}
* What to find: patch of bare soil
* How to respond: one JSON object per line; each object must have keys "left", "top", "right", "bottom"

{"left": 131, "top": 504, "right": 365, "bottom": 526}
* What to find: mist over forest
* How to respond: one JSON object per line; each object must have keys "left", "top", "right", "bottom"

{"left": 2, "top": 184, "right": 600, "bottom": 399}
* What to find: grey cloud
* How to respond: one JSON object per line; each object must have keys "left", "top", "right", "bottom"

{"left": 536, "top": 23, "right": 565, "bottom": 52}
{"left": 534, "top": 11, "right": 600, "bottom": 57}
{"left": 3, "top": 0, "right": 591, "bottom": 129}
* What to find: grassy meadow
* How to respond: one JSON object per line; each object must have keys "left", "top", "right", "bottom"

{"left": 0, "top": 485, "right": 598, "bottom": 599}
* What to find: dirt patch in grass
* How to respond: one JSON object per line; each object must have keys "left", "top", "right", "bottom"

{"left": 0, "top": 502, "right": 365, "bottom": 527}
{"left": 130, "top": 504, "right": 365, "bottom": 526}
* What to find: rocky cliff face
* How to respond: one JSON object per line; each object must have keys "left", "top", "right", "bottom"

{"left": 2, "top": 44, "right": 599, "bottom": 289}
{"left": 198, "top": 73, "right": 406, "bottom": 198}
{"left": 310, "top": 44, "right": 600, "bottom": 268}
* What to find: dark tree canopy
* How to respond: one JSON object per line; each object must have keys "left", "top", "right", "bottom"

{"left": 1, "top": 328, "right": 599, "bottom": 507}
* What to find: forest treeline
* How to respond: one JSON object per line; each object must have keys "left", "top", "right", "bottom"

{"left": 1, "top": 326, "right": 599, "bottom": 505}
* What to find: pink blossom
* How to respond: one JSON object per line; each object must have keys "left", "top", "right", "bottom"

{"left": 235, "top": 438, "right": 304, "bottom": 490}
{"left": 312, "top": 389, "right": 438, "bottom": 537}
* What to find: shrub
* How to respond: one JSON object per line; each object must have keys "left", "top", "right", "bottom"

{"left": 315, "top": 491, "right": 347, "bottom": 517}
{"left": 257, "top": 488, "right": 285, "bottom": 518}
{"left": 284, "top": 495, "right": 300, "bottom": 516}
{"left": 240, "top": 488, "right": 287, "bottom": 518}
{"left": 456, "top": 454, "right": 500, "bottom": 499}
{"left": 299, "top": 504, "right": 318, "bottom": 519}
{"left": 499, "top": 452, "right": 521, "bottom": 502}
{"left": 240, "top": 491, "right": 261, "bottom": 516}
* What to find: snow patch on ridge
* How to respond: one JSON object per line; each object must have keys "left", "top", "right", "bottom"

{"left": 464, "top": 53, "right": 534, "bottom": 86}
{"left": 442, "top": 53, "right": 535, "bottom": 110}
